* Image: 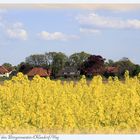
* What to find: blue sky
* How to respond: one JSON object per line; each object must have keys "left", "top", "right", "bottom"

{"left": 0, "top": 6, "right": 140, "bottom": 65}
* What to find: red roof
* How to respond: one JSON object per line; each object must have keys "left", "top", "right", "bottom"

{"left": 0, "top": 66, "right": 9, "bottom": 74}
{"left": 106, "top": 67, "right": 118, "bottom": 73}
{"left": 6, "top": 67, "right": 13, "bottom": 72}
{"left": 27, "top": 67, "right": 49, "bottom": 77}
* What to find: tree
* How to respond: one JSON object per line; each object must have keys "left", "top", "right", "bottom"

{"left": 2, "top": 63, "right": 13, "bottom": 71}
{"left": 132, "top": 65, "right": 140, "bottom": 76}
{"left": 68, "top": 52, "right": 91, "bottom": 69}
{"left": 80, "top": 55, "right": 105, "bottom": 77}
{"left": 25, "top": 54, "right": 47, "bottom": 67}
{"left": 17, "top": 62, "right": 33, "bottom": 74}
{"left": 52, "top": 52, "right": 68, "bottom": 77}
{"left": 113, "top": 57, "right": 136, "bottom": 77}
{"left": 105, "top": 59, "right": 114, "bottom": 67}
{"left": 44, "top": 52, "right": 58, "bottom": 68}
{"left": 24, "top": 52, "right": 68, "bottom": 77}
{"left": 45, "top": 52, "right": 68, "bottom": 77}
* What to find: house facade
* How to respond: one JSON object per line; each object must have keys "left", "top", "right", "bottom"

{"left": 57, "top": 67, "right": 80, "bottom": 78}
{"left": 0, "top": 66, "right": 11, "bottom": 77}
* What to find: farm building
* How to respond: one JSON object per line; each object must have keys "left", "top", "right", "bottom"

{"left": 27, "top": 67, "right": 51, "bottom": 77}
{"left": 105, "top": 66, "right": 118, "bottom": 73}
{"left": 0, "top": 66, "right": 12, "bottom": 77}
{"left": 104, "top": 66, "right": 119, "bottom": 77}
{"left": 57, "top": 67, "right": 80, "bottom": 78}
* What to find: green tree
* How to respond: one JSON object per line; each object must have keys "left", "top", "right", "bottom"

{"left": 68, "top": 52, "right": 91, "bottom": 69}
{"left": 17, "top": 62, "right": 33, "bottom": 74}
{"left": 113, "top": 57, "right": 136, "bottom": 77}
{"left": 133, "top": 65, "right": 140, "bottom": 76}
{"left": 25, "top": 54, "right": 47, "bottom": 67}
{"left": 44, "top": 52, "right": 57, "bottom": 67}
{"left": 2, "top": 63, "right": 13, "bottom": 71}
{"left": 105, "top": 59, "right": 114, "bottom": 66}
{"left": 45, "top": 52, "right": 68, "bottom": 77}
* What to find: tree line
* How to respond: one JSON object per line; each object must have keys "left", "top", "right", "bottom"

{"left": 2, "top": 52, "right": 140, "bottom": 79}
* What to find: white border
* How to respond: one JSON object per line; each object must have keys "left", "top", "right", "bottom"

{"left": 0, "top": 1, "right": 140, "bottom": 140}
{"left": 0, "top": 0, "right": 140, "bottom": 4}
{"left": 1, "top": 134, "right": 140, "bottom": 140}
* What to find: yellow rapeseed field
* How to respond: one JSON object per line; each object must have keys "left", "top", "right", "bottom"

{"left": 0, "top": 71, "right": 140, "bottom": 134}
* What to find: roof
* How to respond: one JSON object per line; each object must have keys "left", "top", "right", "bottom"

{"left": 62, "top": 67, "right": 78, "bottom": 73}
{"left": 27, "top": 67, "right": 49, "bottom": 77}
{"left": 6, "top": 67, "right": 13, "bottom": 72}
{"left": 57, "top": 67, "right": 80, "bottom": 76}
{"left": 0, "top": 66, "right": 9, "bottom": 74}
{"left": 106, "top": 66, "right": 118, "bottom": 73}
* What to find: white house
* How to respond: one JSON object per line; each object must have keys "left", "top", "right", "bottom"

{"left": 0, "top": 66, "right": 11, "bottom": 78}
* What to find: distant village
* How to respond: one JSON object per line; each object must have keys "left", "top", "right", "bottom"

{"left": 0, "top": 51, "right": 140, "bottom": 80}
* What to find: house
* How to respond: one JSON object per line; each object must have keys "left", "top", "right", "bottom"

{"left": 104, "top": 66, "right": 118, "bottom": 76}
{"left": 0, "top": 66, "right": 12, "bottom": 77}
{"left": 27, "top": 67, "right": 51, "bottom": 77}
{"left": 57, "top": 67, "right": 80, "bottom": 78}
{"left": 105, "top": 66, "right": 118, "bottom": 73}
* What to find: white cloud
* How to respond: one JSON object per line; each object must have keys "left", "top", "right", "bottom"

{"left": 12, "top": 22, "right": 23, "bottom": 28}
{"left": 38, "top": 31, "right": 79, "bottom": 41}
{"left": 0, "top": 10, "right": 28, "bottom": 41}
{"left": 76, "top": 13, "right": 140, "bottom": 29}
{"left": 80, "top": 28, "right": 101, "bottom": 34}
{"left": 6, "top": 22, "right": 28, "bottom": 40}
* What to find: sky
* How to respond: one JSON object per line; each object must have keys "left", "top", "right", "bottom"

{"left": 0, "top": 5, "right": 140, "bottom": 65}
